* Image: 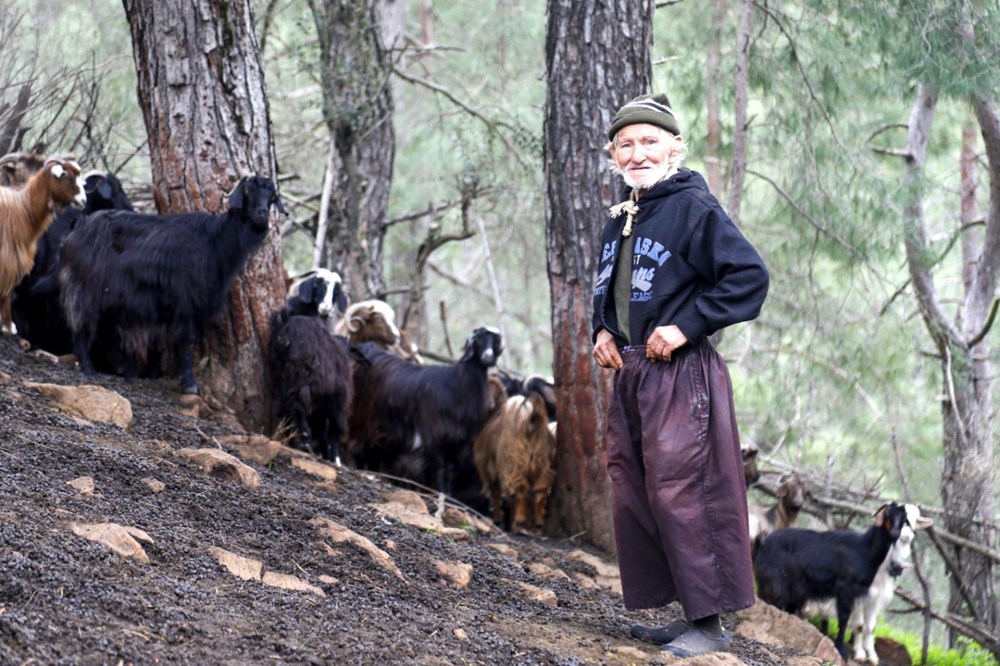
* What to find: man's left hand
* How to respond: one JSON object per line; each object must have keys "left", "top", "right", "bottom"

{"left": 646, "top": 324, "right": 687, "bottom": 362}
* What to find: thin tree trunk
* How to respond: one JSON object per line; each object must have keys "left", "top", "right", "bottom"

{"left": 544, "top": 0, "right": 654, "bottom": 553}
{"left": 727, "top": 0, "right": 752, "bottom": 224}
{"left": 705, "top": 0, "right": 726, "bottom": 196}
{"left": 308, "top": 0, "right": 398, "bottom": 301}
{"left": 123, "top": 0, "right": 284, "bottom": 430}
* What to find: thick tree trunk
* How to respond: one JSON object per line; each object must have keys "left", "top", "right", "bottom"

{"left": 308, "top": 0, "right": 397, "bottom": 301}
{"left": 544, "top": 0, "right": 654, "bottom": 553}
{"left": 123, "top": 0, "right": 284, "bottom": 430}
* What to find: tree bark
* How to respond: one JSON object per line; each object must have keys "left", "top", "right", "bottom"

{"left": 727, "top": 0, "right": 752, "bottom": 224}
{"left": 308, "top": 0, "right": 398, "bottom": 301}
{"left": 544, "top": 0, "right": 654, "bottom": 553}
{"left": 901, "top": 76, "right": 998, "bottom": 640}
{"left": 123, "top": 0, "right": 284, "bottom": 430}
{"left": 705, "top": 0, "right": 726, "bottom": 197}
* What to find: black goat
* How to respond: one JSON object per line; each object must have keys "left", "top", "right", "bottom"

{"left": 12, "top": 172, "right": 133, "bottom": 355}
{"left": 269, "top": 279, "right": 352, "bottom": 465}
{"left": 60, "top": 176, "right": 284, "bottom": 394}
{"left": 347, "top": 326, "right": 504, "bottom": 497}
{"left": 753, "top": 502, "right": 909, "bottom": 661}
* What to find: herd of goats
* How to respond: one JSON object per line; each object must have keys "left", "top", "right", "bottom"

{"left": 1, "top": 153, "right": 938, "bottom": 664}
{"left": 0, "top": 152, "right": 558, "bottom": 537}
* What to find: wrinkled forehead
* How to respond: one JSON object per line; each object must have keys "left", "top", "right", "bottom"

{"left": 614, "top": 123, "right": 668, "bottom": 143}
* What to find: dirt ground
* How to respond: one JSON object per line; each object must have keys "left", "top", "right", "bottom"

{"left": 0, "top": 333, "right": 808, "bottom": 665}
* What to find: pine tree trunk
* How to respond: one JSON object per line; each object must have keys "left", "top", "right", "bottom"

{"left": 543, "top": 0, "right": 654, "bottom": 553}
{"left": 308, "top": 0, "right": 397, "bottom": 301}
{"left": 123, "top": 0, "right": 284, "bottom": 430}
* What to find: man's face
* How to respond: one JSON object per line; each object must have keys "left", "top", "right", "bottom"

{"left": 611, "top": 123, "right": 676, "bottom": 189}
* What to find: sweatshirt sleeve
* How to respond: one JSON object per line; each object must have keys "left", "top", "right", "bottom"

{"left": 669, "top": 207, "right": 769, "bottom": 341}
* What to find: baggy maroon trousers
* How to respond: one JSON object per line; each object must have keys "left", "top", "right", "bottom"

{"left": 606, "top": 340, "right": 756, "bottom": 620}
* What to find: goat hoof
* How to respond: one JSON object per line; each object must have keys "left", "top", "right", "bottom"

{"left": 181, "top": 383, "right": 200, "bottom": 396}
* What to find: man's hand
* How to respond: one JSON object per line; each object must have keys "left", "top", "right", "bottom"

{"left": 593, "top": 328, "right": 623, "bottom": 370}
{"left": 646, "top": 324, "right": 687, "bottom": 362}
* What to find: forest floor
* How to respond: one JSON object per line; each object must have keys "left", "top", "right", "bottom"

{"left": 0, "top": 332, "right": 829, "bottom": 665}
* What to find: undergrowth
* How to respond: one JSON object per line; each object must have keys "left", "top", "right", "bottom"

{"left": 812, "top": 619, "right": 998, "bottom": 666}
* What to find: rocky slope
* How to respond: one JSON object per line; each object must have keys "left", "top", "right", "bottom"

{"left": 0, "top": 333, "right": 842, "bottom": 665}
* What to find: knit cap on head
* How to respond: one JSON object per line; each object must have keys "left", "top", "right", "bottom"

{"left": 607, "top": 93, "right": 680, "bottom": 141}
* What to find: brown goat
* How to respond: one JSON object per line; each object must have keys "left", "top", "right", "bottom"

{"left": 1, "top": 158, "right": 85, "bottom": 303}
{"left": 473, "top": 392, "right": 556, "bottom": 532}
{"left": 748, "top": 472, "right": 809, "bottom": 541}
{"left": 0, "top": 152, "right": 46, "bottom": 188}
{"left": 334, "top": 299, "right": 423, "bottom": 362}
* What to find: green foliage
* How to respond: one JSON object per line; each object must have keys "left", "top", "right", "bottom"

{"left": 813, "top": 617, "right": 999, "bottom": 666}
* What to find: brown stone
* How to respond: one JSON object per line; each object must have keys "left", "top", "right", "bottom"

{"left": 177, "top": 448, "right": 260, "bottom": 489}
{"left": 733, "top": 603, "right": 841, "bottom": 665}
{"left": 24, "top": 381, "right": 132, "bottom": 428}
{"left": 291, "top": 457, "right": 338, "bottom": 481}
{"left": 515, "top": 581, "right": 557, "bottom": 608}
{"left": 71, "top": 522, "right": 153, "bottom": 564}
{"left": 67, "top": 476, "right": 95, "bottom": 495}
{"left": 311, "top": 516, "right": 407, "bottom": 581}
{"left": 875, "top": 636, "right": 912, "bottom": 666}
{"left": 209, "top": 546, "right": 263, "bottom": 581}
{"left": 434, "top": 559, "right": 473, "bottom": 589}
{"left": 141, "top": 477, "right": 166, "bottom": 493}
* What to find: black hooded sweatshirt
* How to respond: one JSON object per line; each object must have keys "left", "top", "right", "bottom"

{"left": 591, "top": 168, "right": 769, "bottom": 346}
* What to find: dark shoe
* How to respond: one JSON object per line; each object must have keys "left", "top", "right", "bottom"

{"left": 630, "top": 620, "right": 689, "bottom": 644}
{"left": 661, "top": 627, "right": 732, "bottom": 657}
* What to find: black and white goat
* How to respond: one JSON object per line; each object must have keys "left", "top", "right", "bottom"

{"left": 287, "top": 268, "right": 347, "bottom": 332}
{"left": 60, "top": 176, "right": 284, "bottom": 394}
{"left": 804, "top": 503, "right": 932, "bottom": 664}
{"left": 753, "top": 502, "right": 910, "bottom": 661}
{"left": 347, "top": 326, "right": 504, "bottom": 496}
{"left": 12, "top": 172, "right": 133, "bottom": 355}
{"left": 269, "top": 278, "right": 352, "bottom": 465}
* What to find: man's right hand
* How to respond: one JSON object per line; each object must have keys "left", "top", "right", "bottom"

{"left": 593, "top": 328, "right": 623, "bottom": 370}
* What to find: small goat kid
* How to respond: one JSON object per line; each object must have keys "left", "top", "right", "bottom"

{"left": 753, "top": 502, "right": 910, "bottom": 661}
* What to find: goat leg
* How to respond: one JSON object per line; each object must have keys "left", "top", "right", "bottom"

{"left": 73, "top": 334, "right": 96, "bottom": 377}
{"left": 177, "top": 331, "right": 199, "bottom": 394}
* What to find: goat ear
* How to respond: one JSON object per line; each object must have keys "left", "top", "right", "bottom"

{"left": 915, "top": 516, "right": 933, "bottom": 530}
{"left": 298, "top": 279, "right": 314, "bottom": 302}
{"left": 97, "top": 180, "right": 114, "bottom": 201}
{"left": 272, "top": 192, "right": 287, "bottom": 216}
{"left": 228, "top": 180, "right": 247, "bottom": 210}
{"left": 335, "top": 288, "right": 348, "bottom": 313}
{"left": 873, "top": 503, "right": 888, "bottom": 527}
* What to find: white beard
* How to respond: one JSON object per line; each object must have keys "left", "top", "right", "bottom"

{"left": 621, "top": 161, "right": 675, "bottom": 190}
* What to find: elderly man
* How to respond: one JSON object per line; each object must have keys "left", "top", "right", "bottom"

{"left": 591, "top": 93, "right": 769, "bottom": 657}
